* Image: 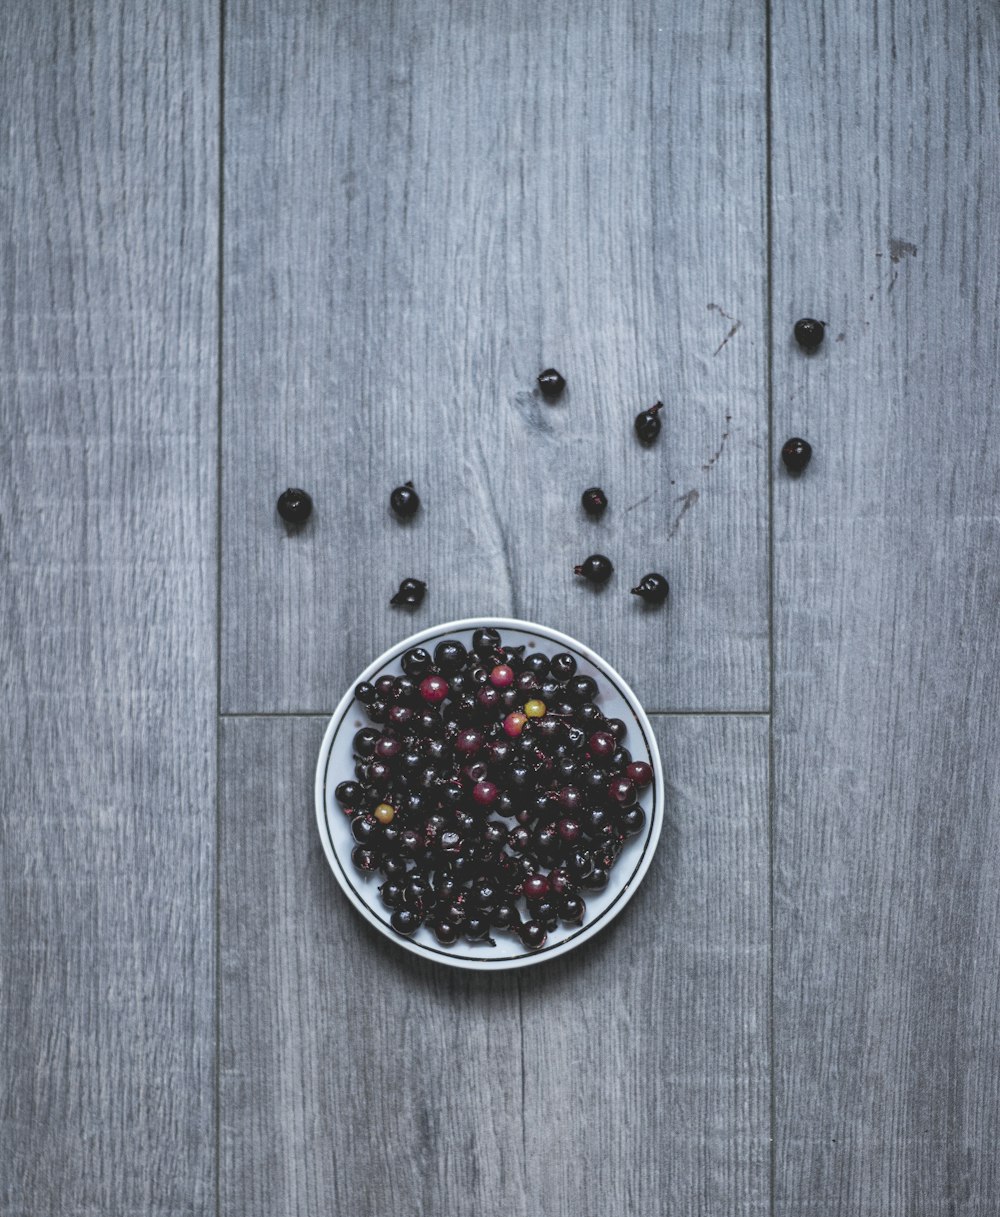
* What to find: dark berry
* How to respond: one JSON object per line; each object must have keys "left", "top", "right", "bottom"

{"left": 631, "top": 572, "right": 669, "bottom": 604}
{"left": 574, "top": 554, "right": 614, "bottom": 585}
{"left": 351, "top": 815, "right": 379, "bottom": 845}
{"left": 626, "top": 761, "right": 653, "bottom": 788}
{"left": 434, "top": 639, "right": 468, "bottom": 672}
{"left": 354, "top": 681, "right": 376, "bottom": 704}
{"left": 454, "top": 727, "right": 483, "bottom": 755}
{"left": 401, "top": 647, "right": 432, "bottom": 676}
{"left": 351, "top": 845, "right": 378, "bottom": 872}
{"left": 634, "top": 401, "right": 664, "bottom": 444}
{"left": 433, "top": 918, "right": 461, "bottom": 945}
{"left": 335, "top": 780, "right": 364, "bottom": 806}
{"left": 464, "top": 916, "right": 493, "bottom": 942}
{"left": 276, "top": 487, "right": 312, "bottom": 524}
{"left": 793, "top": 318, "right": 824, "bottom": 351}
{"left": 390, "top": 907, "right": 422, "bottom": 936}
{"left": 473, "top": 627, "right": 502, "bottom": 656}
{"left": 380, "top": 879, "right": 405, "bottom": 909}
{"left": 605, "top": 718, "right": 627, "bottom": 742}
{"left": 587, "top": 731, "right": 616, "bottom": 759}
{"left": 550, "top": 653, "right": 577, "bottom": 681}
{"left": 560, "top": 895, "right": 586, "bottom": 925}
{"left": 781, "top": 437, "right": 812, "bottom": 474}
{"left": 537, "top": 368, "right": 566, "bottom": 400}
{"left": 473, "top": 780, "right": 499, "bottom": 807}
{"left": 419, "top": 675, "right": 449, "bottom": 703}
{"left": 608, "top": 776, "right": 637, "bottom": 805}
{"left": 508, "top": 826, "right": 531, "bottom": 854}
{"left": 568, "top": 675, "right": 598, "bottom": 704}
{"left": 582, "top": 865, "right": 609, "bottom": 890}
{"left": 620, "top": 805, "right": 646, "bottom": 836}
{"left": 389, "top": 481, "right": 420, "bottom": 518}
{"left": 390, "top": 577, "right": 426, "bottom": 608}
{"left": 581, "top": 487, "right": 608, "bottom": 517}
{"left": 558, "top": 818, "right": 581, "bottom": 843}
{"left": 352, "top": 728, "right": 380, "bottom": 757}
{"left": 523, "top": 873, "right": 550, "bottom": 901}
{"left": 519, "top": 920, "right": 548, "bottom": 950}
{"left": 493, "top": 902, "right": 520, "bottom": 929}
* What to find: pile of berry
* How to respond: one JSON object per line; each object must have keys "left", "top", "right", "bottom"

{"left": 334, "top": 627, "right": 652, "bottom": 951}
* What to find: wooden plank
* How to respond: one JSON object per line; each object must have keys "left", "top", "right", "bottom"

{"left": 220, "top": 714, "right": 768, "bottom": 1216}
{"left": 222, "top": 0, "right": 768, "bottom": 714}
{"left": 0, "top": 3, "right": 218, "bottom": 1213}
{"left": 771, "top": 2, "right": 1000, "bottom": 1213}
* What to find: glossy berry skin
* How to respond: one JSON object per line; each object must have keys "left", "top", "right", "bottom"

{"left": 581, "top": 486, "right": 608, "bottom": 517}
{"left": 352, "top": 728, "right": 380, "bottom": 757}
{"left": 473, "top": 627, "right": 502, "bottom": 656}
{"left": 419, "top": 675, "right": 449, "bottom": 703}
{"left": 537, "top": 367, "right": 566, "bottom": 399}
{"left": 568, "top": 675, "right": 599, "bottom": 704}
{"left": 335, "top": 779, "right": 364, "bottom": 806}
{"left": 608, "top": 776, "right": 637, "bottom": 805}
{"left": 490, "top": 664, "right": 515, "bottom": 688}
{"left": 390, "top": 907, "right": 422, "bottom": 936}
{"left": 351, "top": 846, "right": 378, "bottom": 872}
{"left": 354, "top": 681, "right": 376, "bottom": 704}
{"left": 519, "top": 920, "right": 548, "bottom": 950}
{"left": 503, "top": 712, "right": 527, "bottom": 737}
{"left": 373, "top": 802, "right": 396, "bottom": 824}
{"left": 631, "top": 572, "right": 670, "bottom": 604}
{"left": 550, "top": 653, "right": 577, "bottom": 681}
{"left": 634, "top": 401, "right": 664, "bottom": 444}
{"left": 390, "top": 480, "right": 420, "bottom": 518}
{"left": 390, "top": 577, "right": 427, "bottom": 607}
{"left": 620, "top": 805, "right": 646, "bottom": 836}
{"left": 454, "top": 727, "right": 483, "bottom": 755}
{"left": 401, "top": 647, "right": 432, "bottom": 676}
{"left": 433, "top": 918, "right": 461, "bottom": 945}
{"left": 380, "top": 880, "right": 405, "bottom": 909}
{"left": 574, "top": 554, "right": 614, "bottom": 584}
{"left": 523, "top": 873, "right": 550, "bottom": 901}
{"left": 588, "top": 731, "right": 616, "bottom": 759}
{"left": 560, "top": 895, "right": 586, "bottom": 925}
{"left": 626, "top": 760, "right": 653, "bottom": 788}
{"left": 558, "top": 818, "right": 581, "bottom": 843}
{"left": 793, "top": 317, "right": 824, "bottom": 351}
{"left": 276, "top": 487, "right": 312, "bottom": 524}
{"left": 464, "top": 916, "right": 493, "bottom": 942}
{"left": 472, "top": 780, "right": 499, "bottom": 807}
{"left": 435, "top": 639, "right": 468, "bottom": 673}
{"left": 781, "top": 437, "right": 812, "bottom": 474}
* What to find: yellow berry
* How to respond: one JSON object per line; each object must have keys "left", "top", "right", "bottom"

{"left": 524, "top": 699, "right": 546, "bottom": 719}
{"left": 373, "top": 802, "right": 396, "bottom": 824}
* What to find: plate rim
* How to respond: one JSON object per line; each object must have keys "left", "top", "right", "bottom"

{"left": 314, "top": 616, "right": 664, "bottom": 971}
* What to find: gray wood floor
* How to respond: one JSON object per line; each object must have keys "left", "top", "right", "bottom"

{"left": 2, "top": 1, "right": 998, "bottom": 1214}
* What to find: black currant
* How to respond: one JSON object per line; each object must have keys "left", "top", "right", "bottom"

{"left": 631, "top": 572, "right": 669, "bottom": 604}
{"left": 793, "top": 318, "right": 824, "bottom": 351}
{"left": 634, "top": 401, "right": 664, "bottom": 444}
{"left": 537, "top": 368, "right": 566, "bottom": 400}
{"left": 574, "top": 554, "right": 614, "bottom": 585}
{"left": 581, "top": 487, "right": 608, "bottom": 517}
{"left": 390, "top": 907, "right": 422, "bottom": 936}
{"left": 434, "top": 639, "right": 467, "bottom": 673}
{"left": 390, "top": 577, "right": 427, "bottom": 607}
{"left": 401, "top": 647, "right": 432, "bottom": 676}
{"left": 781, "top": 437, "right": 812, "bottom": 474}
{"left": 390, "top": 481, "right": 420, "bottom": 518}
{"left": 276, "top": 487, "right": 312, "bottom": 524}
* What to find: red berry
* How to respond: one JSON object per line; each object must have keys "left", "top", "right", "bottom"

{"left": 473, "top": 780, "right": 499, "bottom": 807}
{"left": 490, "top": 664, "right": 515, "bottom": 688}
{"left": 626, "top": 760, "right": 653, "bottom": 788}
{"left": 523, "top": 873, "right": 550, "bottom": 900}
{"left": 419, "top": 675, "right": 449, "bottom": 703}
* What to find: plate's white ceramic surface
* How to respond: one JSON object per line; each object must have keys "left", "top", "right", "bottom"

{"left": 315, "top": 618, "right": 664, "bottom": 970}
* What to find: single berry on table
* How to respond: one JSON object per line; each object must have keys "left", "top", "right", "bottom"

{"left": 389, "top": 480, "right": 421, "bottom": 519}
{"left": 276, "top": 487, "right": 312, "bottom": 524}
{"left": 631, "top": 572, "right": 669, "bottom": 605}
{"left": 793, "top": 318, "right": 824, "bottom": 351}
{"left": 581, "top": 487, "right": 608, "bottom": 517}
{"left": 574, "top": 554, "right": 614, "bottom": 585}
{"left": 537, "top": 368, "right": 566, "bottom": 400}
{"left": 781, "top": 437, "right": 812, "bottom": 474}
{"left": 390, "top": 577, "right": 427, "bottom": 608}
{"left": 634, "top": 401, "right": 664, "bottom": 444}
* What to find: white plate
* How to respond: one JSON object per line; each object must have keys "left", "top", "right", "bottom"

{"left": 315, "top": 618, "right": 664, "bottom": 970}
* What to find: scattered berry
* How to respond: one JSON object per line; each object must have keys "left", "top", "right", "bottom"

{"left": 781, "top": 437, "right": 812, "bottom": 474}
{"left": 389, "top": 481, "right": 420, "bottom": 518}
{"left": 390, "top": 577, "right": 426, "bottom": 608}
{"left": 581, "top": 487, "right": 608, "bottom": 517}
{"left": 793, "top": 318, "right": 824, "bottom": 351}
{"left": 574, "top": 554, "right": 614, "bottom": 585}
{"left": 634, "top": 401, "right": 664, "bottom": 444}
{"left": 537, "top": 368, "right": 566, "bottom": 400}
{"left": 276, "top": 487, "right": 312, "bottom": 524}
{"left": 631, "top": 572, "right": 670, "bottom": 604}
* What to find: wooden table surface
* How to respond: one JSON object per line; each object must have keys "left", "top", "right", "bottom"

{"left": 3, "top": 1, "right": 999, "bottom": 1213}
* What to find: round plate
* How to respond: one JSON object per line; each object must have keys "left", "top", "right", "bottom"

{"left": 315, "top": 618, "right": 664, "bottom": 970}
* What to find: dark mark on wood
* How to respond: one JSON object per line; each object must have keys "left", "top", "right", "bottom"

{"left": 888, "top": 237, "right": 917, "bottom": 263}
{"left": 669, "top": 488, "right": 700, "bottom": 538}
{"left": 713, "top": 321, "right": 741, "bottom": 356}
{"left": 835, "top": 332, "right": 846, "bottom": 342}
{"left": 703, "top": 423, "right": 732, "bottom": 471}
{"left": 626, "top": 493, "right": 654, "bottom": 513}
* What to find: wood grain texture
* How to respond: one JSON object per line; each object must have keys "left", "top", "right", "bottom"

{"left": 771, "top": 2, "right": 1000, "bottom": 1212}
{"left": 222, "top": 0, "right": 768, "bottom": 715}
{"left": 219, "top": 714, "right": 768, "bottom": 1216}
{"left": 0, "top": 3, "right": 218, "bottom": 1213}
